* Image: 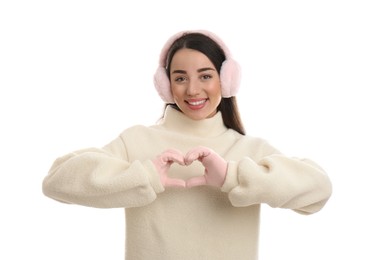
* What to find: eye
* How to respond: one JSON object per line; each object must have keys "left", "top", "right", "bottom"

{"left": 174, "top": 76, "right": 187, "bottom": 82}
{"left": 201, "top": 74, "right": 212, "bottom": 80}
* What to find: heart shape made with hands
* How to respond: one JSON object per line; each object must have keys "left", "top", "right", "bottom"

{"left": 153, "top": 146, "right": 228, "bottom": 188}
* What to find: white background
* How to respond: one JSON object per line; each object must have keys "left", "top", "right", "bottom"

{"left": 1, "top": 0, "right": 371, "bottom": 259}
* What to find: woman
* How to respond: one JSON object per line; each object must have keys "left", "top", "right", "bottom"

{"left": 43, "top": 30, "right": 332, "bottom": 260}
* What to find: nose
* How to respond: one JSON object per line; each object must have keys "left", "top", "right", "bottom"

{"left": 186, "top": 78, "right": 201, "bottom": 96}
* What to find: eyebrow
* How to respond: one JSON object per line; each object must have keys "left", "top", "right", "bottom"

{"left": 171, "top": 67, "right": 216, "bottom": 75}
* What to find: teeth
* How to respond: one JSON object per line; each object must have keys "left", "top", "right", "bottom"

{"left": 188, "top": 100, "right": 206, "bottom": 106}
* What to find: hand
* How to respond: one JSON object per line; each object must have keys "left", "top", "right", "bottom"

{"left": 152, "top": 149, "right": 186, "bottom": 188}
{"left": 184, "top": 146, "right": 228, "bottom": 188}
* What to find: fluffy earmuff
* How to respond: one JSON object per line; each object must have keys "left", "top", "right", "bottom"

{"left": 153, "top": 30, "right": 241, "bottom": 103}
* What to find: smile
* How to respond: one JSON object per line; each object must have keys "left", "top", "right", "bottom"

{"left": 187, "top": 99, "right": 207, "bottom": 106}
{"left": 185, "top": 99, "right": 208, "bottom": 110}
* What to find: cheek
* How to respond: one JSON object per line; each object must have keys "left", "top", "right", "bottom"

{"left": 208, "top": 82, "right": 222, "bottom": 97}
{"left": 214, "top": 87, "right": 222, "bottom": 97}
{"left": 170, "top": 85, "right": 182, "bottom": 100}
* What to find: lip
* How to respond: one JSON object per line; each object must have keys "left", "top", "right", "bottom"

{"left": 185, "top": 98, "right": 208, "bottom": 110}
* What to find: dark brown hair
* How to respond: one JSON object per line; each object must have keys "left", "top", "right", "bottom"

{"left": 164, "top": 33, "right": 245, "bottom": 135}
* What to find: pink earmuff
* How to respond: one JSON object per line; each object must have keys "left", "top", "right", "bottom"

{"left": 153, "top": 30, "right": 241, "bottom": 103}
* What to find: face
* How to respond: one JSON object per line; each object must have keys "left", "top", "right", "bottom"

{"left": 169, "top": 48, "right": 222, "bottom": 120}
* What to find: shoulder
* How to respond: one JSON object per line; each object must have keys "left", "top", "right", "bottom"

{"left": 228, "top": 130, "right": 280, "bottom": 155}
{"left": 118, "top": 123, "right": 168, "bottom": 140}
{"left": 119, "top": 124, "right": 152, "bottom": 137}
{"left": 227, "top": 129, "right": 267, "bottom": 144}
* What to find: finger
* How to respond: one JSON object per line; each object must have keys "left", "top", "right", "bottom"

{"left": 185, "top": 151, "right": 204, "bottom": 165}
{"left": 173, "top": 153, "right": 186, "bottom": 165}
{"left": 186, "top": 176, "right": 207, "bottom": 188}
{"left": 165, "top": 178, "right": 186, "bottom": 188}
{"left": 184, "top": 153, "right": 198, "bottom": 165}
{"left": 185, "top": 146, "right": 211, "bottom": 164}
{"left": 163, "top": 150, "right": 185, "bottom": 165}
{"left": 166, "top": 154, "right": 185, "bottom": 165}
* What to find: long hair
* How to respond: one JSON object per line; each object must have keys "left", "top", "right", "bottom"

{"left": 164, "top": 33, "right": 245, "bottom": 135}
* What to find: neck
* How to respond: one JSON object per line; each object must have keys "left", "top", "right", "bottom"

{"left": 160, "top": 106, "right": 228, "bottom": 137}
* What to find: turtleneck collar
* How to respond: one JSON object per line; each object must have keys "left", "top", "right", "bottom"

{"left": 159, "top": 106, "right": 228, "bottom": 137}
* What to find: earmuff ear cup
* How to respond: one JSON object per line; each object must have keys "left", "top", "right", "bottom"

{"left": 220, "top": 59, "right": 241, "bottom": 97}
{"left": 153, "top": 67, "right": 173, "bottom": 103}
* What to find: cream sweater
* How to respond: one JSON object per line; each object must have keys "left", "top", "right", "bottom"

{"left": 43, "top": 106, "right": 332, "bottom": 260}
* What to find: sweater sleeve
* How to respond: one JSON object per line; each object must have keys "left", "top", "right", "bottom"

{"left": 221, "top": 148, "right": 332, "bottom": 214}
{"left": 42, "top": 136, "right": 164, "bottom": 208}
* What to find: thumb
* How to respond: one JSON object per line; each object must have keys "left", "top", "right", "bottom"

{"left": 165, "top": 178, "right": 186, "bottom": 188}
{"left": 186, "top": 176, "right": 207, "bottom": 188}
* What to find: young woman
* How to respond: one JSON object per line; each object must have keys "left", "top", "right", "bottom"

{"left": 43, "top": 30, "right": 332, "bottom": 260}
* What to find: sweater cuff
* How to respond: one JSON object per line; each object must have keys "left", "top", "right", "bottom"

{"left": 143, "top": 160, "right": 165, "bottom": 194}
{"left": 221, "top": 161, "right": 239, "bottom": 193}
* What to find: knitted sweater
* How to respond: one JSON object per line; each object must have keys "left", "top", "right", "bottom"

{"left": 42, "top": 106, "right": 332, "bottom": 260}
